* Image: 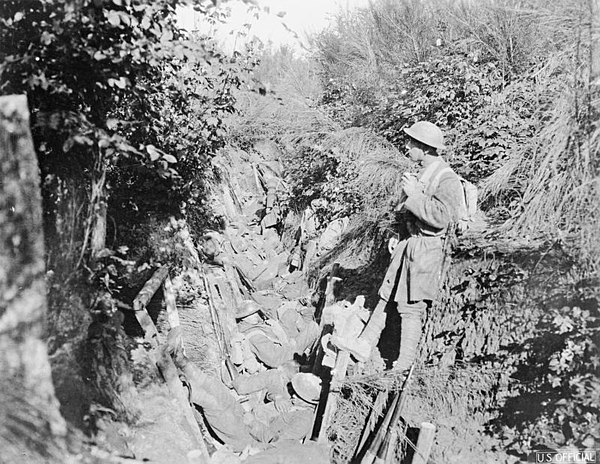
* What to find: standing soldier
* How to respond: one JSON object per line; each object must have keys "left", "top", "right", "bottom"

{"left": 332, "top": 121, "right": 464, "bottom": 373}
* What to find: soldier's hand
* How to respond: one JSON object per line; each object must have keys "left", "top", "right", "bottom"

{"left": 401, "top": 173, "right": 421, "bottom": 197}
{"left": 274, "top": 397, "right": 292, "bottom": 414}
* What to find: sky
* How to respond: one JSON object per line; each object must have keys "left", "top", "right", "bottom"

{"left": 177, "top": 0, "right": 371, "bottom": 54}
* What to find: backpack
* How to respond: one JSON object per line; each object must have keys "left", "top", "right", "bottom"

{"left": 431, "top": 166, "right": 478, "bottom": 234}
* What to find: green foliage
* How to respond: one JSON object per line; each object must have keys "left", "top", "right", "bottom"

{"left": 319, "top": 38, "right": 517, "bottom": 184}
{"left": 0, "top": 0, "right": 249, "bottom": 269}
{"left": 424, "top": 238, "right": 599, "bottom": 457}
{"left": 1, "top": 0, "right": 186, "bottom": 172}
{"left": 279, "top": 145, "right": 362, "bottom": 224}
{"left": 450, "top": 84, "right": 538, "bottom": 182}
{"left": 497, "top": 298, "right": 600, "bottom": 453}
{"left": 0, "top": 0, "right": 254, "bottom": 427}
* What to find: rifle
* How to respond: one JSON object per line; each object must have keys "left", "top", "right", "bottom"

{"left": 200, "top": 265, "right": 229, "bottom": 359}
{"left": 359, "top": 365, "right": 415, "bottom": 464}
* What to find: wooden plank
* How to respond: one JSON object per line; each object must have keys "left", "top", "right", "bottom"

{"left": 163, "top": 276, "right": 180, "bottom": 329}
{"left": 374, "top": 430, "right": 392, "bottom": 464}
{"left": 412, "top": 422, "right": 436, "bottom": 464}
{"left": 132, "top": 266, "right": 168, "bottom": 343}
{"left": 383, "top": 428, "right": 399, "bottom": 464}
{"left": 223, "top": 261, "right": 243, "bottom": 308}
{"left": 134, "top": 265, "right": 169, "bottom": 310}
{"left": 89, "top": 447, "right": 155, "bottom": 464}
{"left": 201, "top": 267, "right": 226, "bottom": 358}
{"left": 203, "top": 267, "right": 234, "bottom": 356}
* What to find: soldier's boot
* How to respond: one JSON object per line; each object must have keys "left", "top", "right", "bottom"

{"left": 329, "top": 334, "right": 372, "bottom": 362}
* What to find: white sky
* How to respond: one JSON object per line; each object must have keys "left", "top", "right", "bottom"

{"left": 177, "top": 0, "right": 371, "bottom": 54}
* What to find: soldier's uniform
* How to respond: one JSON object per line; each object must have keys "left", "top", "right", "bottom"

{"left": 379, "top": 158, "right": 463, "bottom": 371}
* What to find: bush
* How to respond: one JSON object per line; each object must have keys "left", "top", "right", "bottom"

{"left": 0, "top": 0, "right": 249, "bottom": 269}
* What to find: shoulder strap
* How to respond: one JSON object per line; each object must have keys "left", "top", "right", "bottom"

{"left": 430, "top": 166, "right": 454, "bottom": 192}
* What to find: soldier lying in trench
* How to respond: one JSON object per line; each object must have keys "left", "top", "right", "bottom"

{"left": 231, "top": 364, "right": 319, "bottom": 444}
{"left": 166, "top": 342, "right": 321, "bottom": 452}
{"left": 232, "top": 300, "right": 319, "bottom": 370}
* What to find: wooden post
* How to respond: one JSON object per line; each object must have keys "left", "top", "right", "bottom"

{"left": 325, "top": 263, "right": 341, "bottom": 305}
{"left": 134, "top": 268, "right": 209, "bottom": 462}
{"left": 90, "top": 197, "right": 107, "bottom": 257}
{"left": 0, "top": 95, "right": 68, "bottom": 460}
{"left": 383, "top": 429, "right": 399, "bottom": 464}
{"left": 310, "top": 262, "right": 346, "bottom": 440}
{"left": 316, "top": 349, "right": 350, "bottom": 443}
{"left": 134, "top": 265, "right": 169, "bottom": 310}
{"left": 412, "top": 422, "right": 436, "bottom": 464}
{"left": 315, "top": 262, "right": 341, "bottom": 325}
{"left": 302, "top": 239, "right": 318, "bottom": 272}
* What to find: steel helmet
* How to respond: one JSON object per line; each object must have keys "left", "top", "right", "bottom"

{"left": 403, "top": 121, "right": 446, "bottom": 150}
{"left": 291, "top": 373, "right": 322, "bottom": 404}
{"left": 235, "top": 300, "right": 262, "bottom": 319}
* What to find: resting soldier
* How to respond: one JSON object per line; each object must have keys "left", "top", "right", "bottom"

{"left": 234, "top": 301, "right": 318, "bottom": 370}
{"left": 244, "top": 372, "right": 321, "bottom": 444}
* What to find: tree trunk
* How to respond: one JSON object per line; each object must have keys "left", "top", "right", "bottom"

{"left": 90, "top": 198, "right": 107, "bottom": 257}
{"left": 0, "top": 95, "right": 68, "bottom": 463}
{"left": 84, "top": 153, "right": 107, "bottom": 262}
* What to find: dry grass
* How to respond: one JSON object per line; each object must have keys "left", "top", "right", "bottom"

{"left": 329, "top": 369, "right": 407, "bottom": 463}
{"left": 227, "top": 45, "right": 338, "bottom": 149}
{"left": 314, "top": 127, "right": 408, "bottom": 203}
{"left": 319, "top": 126, "right": 410, "bottom": 213}
{"left": 328, "top": 362, "right": 502, "bottom": 463}
{"left": 228, "top": 89, "right": 338, "bottom": 148}
{"left": 476, "top": 0, "right": 600, "bottom": 272}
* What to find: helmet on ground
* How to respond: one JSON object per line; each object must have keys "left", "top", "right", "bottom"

{"left": 291, "top": 373, "right": 322, "bottom": 404}
{"left": 403, "top": 121, "right": 446, "bottom": 150}
{"left": 235, "top": 300, "right": 262, "bottom": 319}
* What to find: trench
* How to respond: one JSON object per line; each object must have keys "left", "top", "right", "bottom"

{"left": 103, "top": 140, "right": 536, "bottom": 464}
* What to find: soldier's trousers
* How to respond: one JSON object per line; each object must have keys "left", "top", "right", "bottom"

{"left": 394, "top": 300, "right": 428, "bottom": 372}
